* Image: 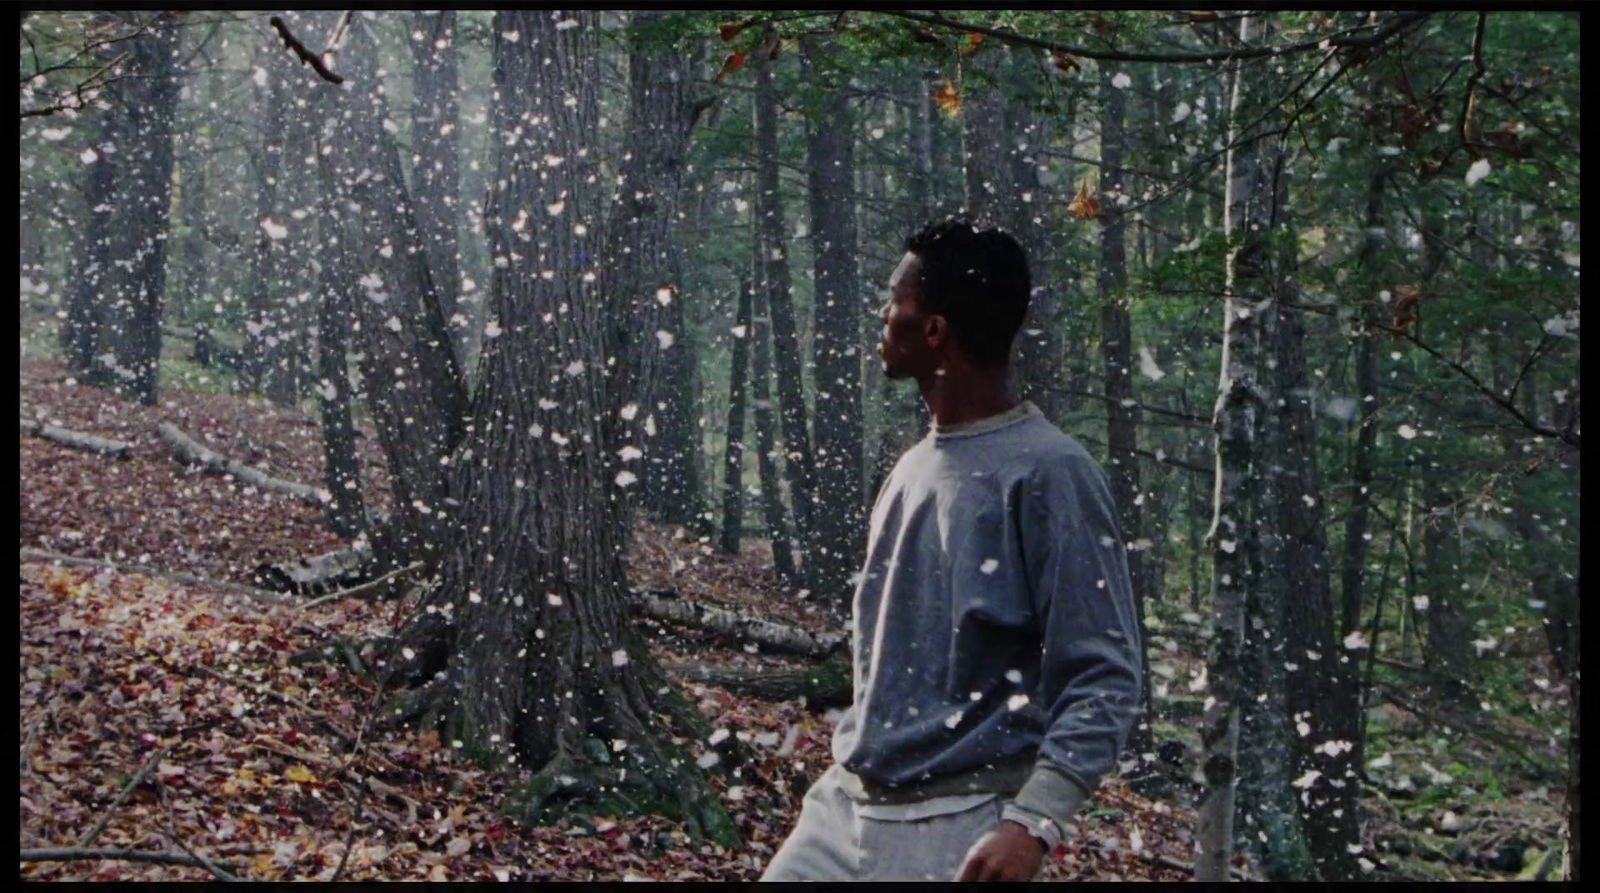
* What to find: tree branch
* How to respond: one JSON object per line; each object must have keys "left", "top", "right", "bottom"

{"left": 1381, "top": 327, "right": 1578, "bottom": 447}
{"left": 872, "top": 9, "right": 1431, "bottom": 65}
{"left": 269, "top": 15, "right": 343, "bottom": 84}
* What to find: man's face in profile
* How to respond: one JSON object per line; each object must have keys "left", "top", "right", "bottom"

{"left": 877, "top": 252, "right": 935, "bottom": 381}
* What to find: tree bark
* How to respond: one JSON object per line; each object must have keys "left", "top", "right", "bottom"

{"left": 241, "top": 31, "right": 288, "bottom": 398}
{"left": 961, "top": 46, "right": 1010, "bottom": 223}
{"left": 1097, "top": 62, "right": 1154, "bottom": 759}
{"left": 404, "top": 11, "right": 736, "bottom": 846}
{"left": 309, "top": 101, "right": 369, "bottom": 542}
{"left": 750, "top": 220, "right": 798, "bottom": 580}
{"left": 1341, "top": 167, "right": 1386, "bottom": 641}
{"left": 408, "top": 11, "right": 466, "bottom": 380}
{"left": 719, "top": 271, "right": 753, "bottom": 556}
{"left": 1196, "top": 15, "right": 1261, "bottom": 880}
{"left": 1007, "top": 52, "right": 1062, "bottom": 417}
{"left": 602, "top": 11, "right": 701, "bottom": 530}
{"left": 752, "top": 48, "right": 818, "bottom": 560}
{"left": 63, "top": 107, "right": 116, "bottom": 381}
{"left": 104, "top": 15, "right": 180, "bottom": 405}
{"left": 322, "top": 13, "right": 468, "bottom": 570}
{"left": 802, "top": 37, "right": 865, "bottom": 614}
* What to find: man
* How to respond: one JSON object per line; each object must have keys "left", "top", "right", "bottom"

{"left": 761, "top": 218, "right": 1143, "bottom": 882}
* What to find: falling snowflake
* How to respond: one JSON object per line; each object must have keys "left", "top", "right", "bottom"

{"left": 616, "top": 470, "right": 638, "bottom": 487}
{"left": 979, "top": 558, "right": 999, "bottom": 574}
{"left": 655, "top": 330, "right": 675, "bottom": 349}
{"left": 612, "top": 649, "right": 629, "bottom": 667}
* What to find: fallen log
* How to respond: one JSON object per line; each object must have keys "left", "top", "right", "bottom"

{"left": 633, "top": 589, "right": 845, "bottom": 658}
{"left": 663, "top": 657, "right": 852, "bottom": 709}
{"left": 253, "top": 541, "right": 374, "bottom": 594}
{"left": 19, "top": 548, "right": 295, "bottom": 607}
{"left": 157, "top": 422, "right": 331, "bottom": 507}
{"left": 20, "top": 418, "right": 133, "bottom": 459}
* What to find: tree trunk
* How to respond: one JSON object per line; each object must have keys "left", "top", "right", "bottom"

{"left": 64, "top": 110, "right": 116, "bottom": 380}
{"left": 241, "top": 31, "right": 288, "bottom": 397}
{"left": 602, "top": 11, "right": 701, "bottom": 530}
{"left": 408, "top": 11, "right": 466, "bottom": 380}
{"left": 1196, "top": 15, "right": 1261, "bottom": 880}
{"left": 719, "top": 271, "right": 753, "bottom": 556}
{"left": 750, "top": 222, "right": 798, "bottom": 581}
{"left": 1341, "top": 166, "right": 1386, "bottom": 641}
{"left": 309, "top": 98, "right": 370, "bottom": 543}
{"left": 1006, "top": 52, "right": 1062, "bottom": 417}
{"left": 105, "top": 15, "right": 180, "bottom": 405}
{"left": 752, "top": 48, "right": 818, "bottom": 561}
{"left": 802, "top": 37, "right": 865, "bottom": 614}
{"left": 404, "top": 11, "right": 736, "bottom": 846}
{"left": 961, "top": 46, "right": 1010, "bottom": 223}
{"left": 1097, "top": 63, "right": 1154, "bottom": 759}
{"left": 321, "top": 13, "right": 468, "bottom": 571}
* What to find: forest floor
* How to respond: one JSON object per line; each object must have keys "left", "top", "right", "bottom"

{"left": 18, "top": 351, "right": 1570, "bottom": 881}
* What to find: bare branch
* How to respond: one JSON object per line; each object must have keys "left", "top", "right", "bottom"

{"left": 269, "top": 15, "right": 344, "bottom": 84}
{"left": 872, "top": 9, "right": 1431, "bottom": 65}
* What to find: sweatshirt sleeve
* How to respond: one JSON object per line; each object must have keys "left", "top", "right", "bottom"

{"left": 1003, "top": 456, "right": 1143, "bottom": 840}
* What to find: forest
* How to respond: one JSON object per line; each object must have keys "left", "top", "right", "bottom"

{"left": 17, "top": 9, "right": 1579, "bottom": 882}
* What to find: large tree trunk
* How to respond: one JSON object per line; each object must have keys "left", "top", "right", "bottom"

{"left": 1097, "top": 63, "right": 1154, "bottom": 760}
{"left": 752, "top": 48, "right": 818, "bottom": 562}
{"left": 105, "top": 15, "right": 180, "bottom": 405}
{"left": 718, "top": 271, "right": 753, "bottom": 556}
{"left": 801, "top": 37, "right": 865, "bottom": 615}
{"left": 321, "top": 13, "right": 468, "bottom": 571}
{"left": 1195, "top": 15, "right": 1262, "bottom": 880}
{"left": 408, "top": 11, "right": 466, "bottom": 380}
{"left": 403, "top": 11, "right": 735, "bottom": 846}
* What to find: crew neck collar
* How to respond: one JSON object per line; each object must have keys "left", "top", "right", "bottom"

{"left": 931, "top": 401, "right": 1039, "bottom": 440}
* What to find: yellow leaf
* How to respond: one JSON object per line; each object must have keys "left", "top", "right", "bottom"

{"left": 1067, "top": 180, "right": 1101, "bottom": 220}
{"left": 284, "top": 764, "right": 316, "bottom": 784}
{"left": 933, "top": 80, "right": 961, "bottom": 117}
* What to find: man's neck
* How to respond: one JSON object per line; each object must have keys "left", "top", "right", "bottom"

{"left": 916, "top": 363, "right": 1017, "bottom": 429}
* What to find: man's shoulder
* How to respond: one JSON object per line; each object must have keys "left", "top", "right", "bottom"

{"left": 1009, "top": 415, "right": 1098, "bottom": 469}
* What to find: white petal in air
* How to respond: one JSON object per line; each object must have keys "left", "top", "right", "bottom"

{"left": 615, "top": 470, "right": 638, "bottom": 487}
{"left": 979, "top": 558, "right": 999, "bottom": 574}
{"left": 1138, "top": 346, "right": 1166, "bottom": 381}
{"left": 1465, "top": 157, "right": 1492, "bottom": 186}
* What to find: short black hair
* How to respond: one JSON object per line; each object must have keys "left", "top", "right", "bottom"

{"left": 904, "top": 216, "right": 1031, "bottom": 368}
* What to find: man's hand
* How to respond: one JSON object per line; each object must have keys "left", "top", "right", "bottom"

{"left": 956, "top": 820, "right": 1047, "bottom": 882}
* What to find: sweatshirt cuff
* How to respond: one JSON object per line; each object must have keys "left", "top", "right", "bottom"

{"left": 1006, "top": 762, "right": 1091, "bottom": 841}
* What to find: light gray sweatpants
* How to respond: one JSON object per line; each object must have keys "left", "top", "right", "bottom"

{"left": 760, "top": 765, "right": 1003, "bottom": 882}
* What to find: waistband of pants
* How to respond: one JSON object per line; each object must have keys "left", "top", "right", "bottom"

{"left": 834, "top": 753, "right": 1035, "bottom": 806}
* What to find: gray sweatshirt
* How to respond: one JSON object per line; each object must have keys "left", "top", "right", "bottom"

{"left": 831, "top": 402, "right": 1143, "bottom": 839}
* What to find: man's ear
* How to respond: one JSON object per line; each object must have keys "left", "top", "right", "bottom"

{"left": 923, "top": 314, "right": 948, "bottom": 350}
